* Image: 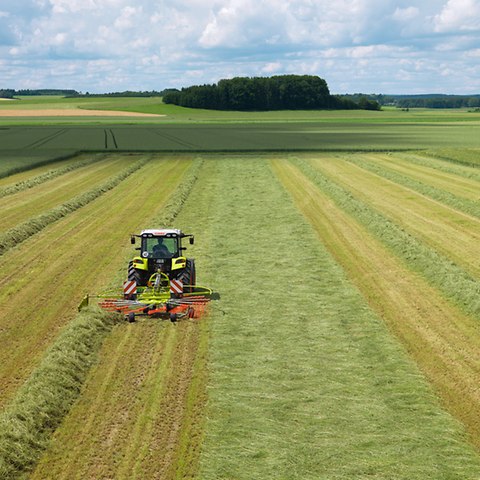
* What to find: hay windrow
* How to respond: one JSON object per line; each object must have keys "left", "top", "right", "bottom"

{"left": 292, "top": 157, "right": 480, "bottom": 319}
{"left": 0, "top": 307, "right": 119, "bottom": 480}
{"left": 344, "top": 155, "right": 480, "bottom": 219}
{"left": 0, "top": 158, "right": 203, "bottom": 479}
{"left": 0, "top": 158, "right": 147, "bottom": 256}
{"left": 0, "top": 155, "right": 105, "bottom": 199}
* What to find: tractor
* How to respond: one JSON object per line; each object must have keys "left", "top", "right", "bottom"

{"left": 80, "top": 228, "right": 211, "bottom": 322}
{"left": 128, "top": 229, "right": 196, "bottom": 292}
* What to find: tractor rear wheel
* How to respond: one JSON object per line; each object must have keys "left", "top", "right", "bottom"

{"left": 182, "top": 259, "right": 196, "bottom": 293}
{"left": 127, "top": 261, "right": 148, "bottom": 287}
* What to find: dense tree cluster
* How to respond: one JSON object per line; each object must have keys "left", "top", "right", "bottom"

{"left": 0, "top": 89, "right": 15, "bottom": 98}
{"left": 163, "top": 75, "right": 380, "bottom": 111}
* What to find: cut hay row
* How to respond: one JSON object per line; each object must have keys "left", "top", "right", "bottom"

{"left": 0, "top": 308, "right": 118, "bottom": 480}
{"left": 272, "top": 159, "right": 480, "bottom": 455}
{"left": 0, "top": 158, "right": 147, "bottom": 256}
{"left": 0, "top": 156, "right": 192, "bottom": 408}
{"left": 31, "top": 320, "right": 207, "bottom": 480}
{"left": 399, "top": 151, "right": 480, "bottom": 180}
{"left": 0, "top": 156, "right": 136, "bottom": 232}
{"left": 0, "top": 155, "right": 82, "bottom": 189}
{"left": 359, "top": 152, "right": 480, "bottom": 198}
{"left": 195, "top": 157, "right": 480, "bottom": 479}
{"left": 308, "top": 156, "right": 480, "bottom": 279}
{"left": 292, "top": 157, "right": 480, "bottom": 318}
{"left": 29, "top": 159, "right": 206, "bottom": 479}
{"left": 0, "top": 154, "right": 104, "bottom": 199}
{"left": 341, "top": 154, "right": 480, "bottom": 219}
{"left": 0, "top": 158, "right": 202, "bottom": 479}
{"left": 423, "top": 148, "right": 480, "bottom": 168}
{"left": 0, "top": 152, "right": 79, "bottom": 180}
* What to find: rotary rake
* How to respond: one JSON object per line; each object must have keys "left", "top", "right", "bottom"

{"left": 81, "top": 271, "right": 212, "bottom": 322}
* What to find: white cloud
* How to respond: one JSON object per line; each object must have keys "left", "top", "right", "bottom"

{"left": 0, "top": 0, "right": 480, "bottom": 93}
{"left": 392, "top": 6, "right": 419, "bottom": 22}
{"left": 434, "top": 0, "right": 480, "bottom": 32}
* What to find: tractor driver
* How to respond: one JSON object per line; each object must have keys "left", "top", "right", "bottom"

{"left": 152, "top": 237, "right": 172, "bottom": 257}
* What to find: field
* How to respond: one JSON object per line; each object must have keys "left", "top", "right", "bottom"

{"left": 0, "top": 100, "right": 480, "bottom": 479}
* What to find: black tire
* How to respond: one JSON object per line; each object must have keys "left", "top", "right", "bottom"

{"left": 182, "top": 259, "right": 196, "bottom": 293}
{"left": 127, "top": 261, "right": 148, "bottom": 287}
{"left": 127, "top": 312, "right": 135, "bottom": 323}
{"left": 170, "top": 313, "right": 178, "bottom": 322}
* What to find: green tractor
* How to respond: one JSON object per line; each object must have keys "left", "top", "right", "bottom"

{"left": 128, "top": 229, "right": 196, "bottom": 292}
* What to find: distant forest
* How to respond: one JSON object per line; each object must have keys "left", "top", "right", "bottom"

{"left": 2, "top": 85, "right": 480, "bottom": 109}
{"left": 0, "top": 89, "right": 163, "bottom": 98}
{"left": 0, "top": 89, "right": 79, "bottom": 98}
{"left": 162, "top": 75, "right": 380, "bottom": 111}
{"left": 344, "top": 93, "right": 480, "bottom": 108}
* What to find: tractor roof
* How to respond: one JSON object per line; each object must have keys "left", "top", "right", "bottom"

{"left": 140, "top": 228, "right": 183, "bottom": 237}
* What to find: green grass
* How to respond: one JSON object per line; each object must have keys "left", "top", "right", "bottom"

{"left": 1, "top": 122, "right": 480, "bottom": 155}
{"left": 343, "top": 154, "right": 480, "bottom": 219}
{"left": 0, "top": 95, "right": 480, "bottom": 129}
{"left": 0, "top": 154, "right": 104, "bottom": 199}
{"left": 0, "top": 159, "right": 203, "bottom": 479}
{"left": 174, "top": 156, "right": 480, "bottom": 479}
{"left": 0, "top": 158, "right": 147, "bottom": 255}
{"left": 0, "top": 307, "right": 119, "bottom": 480}
{"left": 294, "top": 157, "right": 480, "bottom": 319}
{"left": 3, "top": 96, "right": 480, "bottom": 124}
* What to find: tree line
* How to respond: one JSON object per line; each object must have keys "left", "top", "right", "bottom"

{"left": 66, "top": 90, "right": 163, "bottom": 98}
{"left": 0, "top": 89, "right": 79, "bottom": 98}
{"left": 342, "top": 93, "right": 480, "bottom": 109}
{"left": 163, "top": 75, "right": 381, "bottom": 111}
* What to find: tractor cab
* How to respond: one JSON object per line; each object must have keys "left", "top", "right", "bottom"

{"left": 129, "top": 229, "right": 195, "bottom": 287}
{"left": 141, "top": 233, "right": 179, "bottom": 259}
{"left": 133, "top": 229, "right": 194, "bottom": 258}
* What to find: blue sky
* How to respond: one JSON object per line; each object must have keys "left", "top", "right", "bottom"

{"left": 1, "top": 0, "right": 480, "bottom": 94}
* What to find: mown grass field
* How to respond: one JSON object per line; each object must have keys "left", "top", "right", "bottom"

{"left": 0, "top": 143, "right": 479, "bottom": 479}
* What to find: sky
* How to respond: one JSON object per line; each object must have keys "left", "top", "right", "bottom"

{"left": 1, "top": 0, "right": 480, "bottom": 94}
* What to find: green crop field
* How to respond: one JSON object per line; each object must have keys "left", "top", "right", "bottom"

{"left": 0, "top": 102, "right": 480, "bottom": 479}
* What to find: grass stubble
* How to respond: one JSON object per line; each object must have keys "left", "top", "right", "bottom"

{"left": 196, "top": 157, "right": 480, "bottom": 479}
{"left": 0, "top": 155, "right": 201, "bottom": 479}
{"left": 273, "top": 159, "right": 480, "bottom": 453}
{"left": 1, "top": 151, "right": 480, "bottom": 479}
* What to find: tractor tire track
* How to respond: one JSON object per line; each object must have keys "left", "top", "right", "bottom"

{"left": 104, "top": 129, "right": 119, "bottom": 149}
{"left": 149, "top": 128, "right": 197, "bottom": 149}
{"left": 25, "top": 128, "right": 67, "bottom": 149}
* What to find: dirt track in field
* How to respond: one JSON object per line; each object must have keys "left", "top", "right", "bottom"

{"left": 0, "top": 109, "right": 164, "bottom": 117}
{"left": 0, "top": 157, "right": 191, "bottom": 408}
{"left": 309, "top": 156, "right": 480, "bottom": 279}
{"left": 273, "top": 159, "right": 480, "bottom": 450}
